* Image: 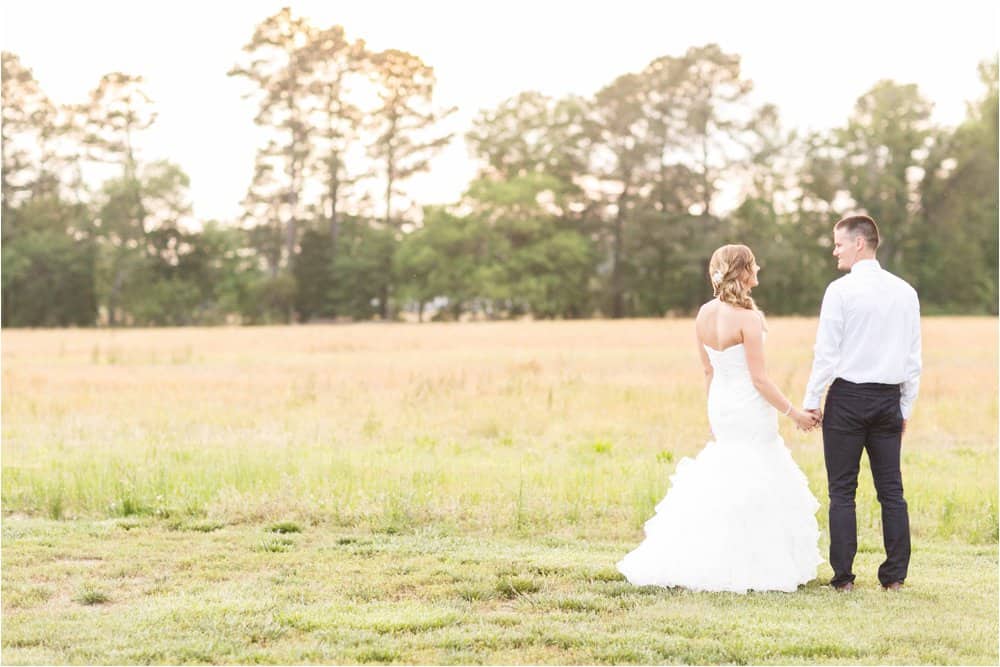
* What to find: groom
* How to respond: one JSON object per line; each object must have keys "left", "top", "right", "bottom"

{"left": 802, "top": 215, "right": 922, "bottom": 592}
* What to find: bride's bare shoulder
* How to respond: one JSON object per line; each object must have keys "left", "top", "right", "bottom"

{"left": 695, "top": 301, "right": 715, "bottom": 329}
{"left": 694, "top": 301, "right": 717, "bottom": 341}
{"left": 736, "top": 307, "right": 766, "bottom": 339}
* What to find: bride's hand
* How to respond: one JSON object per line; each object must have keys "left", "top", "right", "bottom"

{"left": 791, "top": 407, "right": 820, "bottom": 431}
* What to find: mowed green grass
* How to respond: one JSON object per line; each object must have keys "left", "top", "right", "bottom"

{"left": 2, "top": 318, "right": 997, "bottom": 664}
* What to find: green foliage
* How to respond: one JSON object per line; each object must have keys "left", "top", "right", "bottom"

{"left": 466, "top": 91, "right": 590, "bottom": 183}
{"left": 267, "top": 521, "right": 302, "bottom": 534}
{"left": 591, "top": 440, "right": 612, "bottom": 454}
{"left": 2, "top": 43, "right": 996, "bottom": 327}
{"left": 293, "top": 228, "right": 334, "bottom": 321}
{"left": 242, "top": 273, "right": 298, "bottom": 324}
{"left": 183, "top": 520, "right": 225, "bottom": 533}
{"left": 406, "top": 173, "right": 599, "bottom": 319}
{"left": 835, "top": 80, "right": 933, "bottom": 287}
{"left": 123, "top": 274, "right": 202, "bottom": 326}
{"left": 508, "top": 229, "right": 594, "bottom": 318}
{"left": 495, "top": 575, "right": 541, "bottom": 598}
{"left": 329, "top": 217, "right": 395, "bottom": 320}
{"left": 254, "top": 537, "right": 294, "bottom": 553}
{"left": 1, "top": 196, "right": 97, "bottom": 326}
{"left": 917, "top": 57, "right": 999, "bottom": 313}
{"left": 75, "top": 584, "right": 110, "bottom": 606}
{"left": 395, "top": 206, "right": 489, "bottom": 319}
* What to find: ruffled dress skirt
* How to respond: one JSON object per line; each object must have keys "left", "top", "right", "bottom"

{"left": 617, "top": 435, "right": 823, "bottom": 593}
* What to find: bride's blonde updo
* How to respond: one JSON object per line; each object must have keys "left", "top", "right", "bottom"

{"left": 709, "top": 244, "right": 759, "bottom": 312}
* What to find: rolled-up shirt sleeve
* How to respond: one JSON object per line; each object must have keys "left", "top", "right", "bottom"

{"left": 803, "top": 284, "right": 844, "bottom": 410}
{"left": 899, "top": 292, "right": 922, "bottom": 419}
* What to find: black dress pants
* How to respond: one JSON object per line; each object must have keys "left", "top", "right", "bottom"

{"left": 822, "top": 378, "right": 910, "bottom": 587}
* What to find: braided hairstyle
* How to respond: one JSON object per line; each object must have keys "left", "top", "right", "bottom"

{"left": 709, "top": 244, "right": 760, "bottom": 312}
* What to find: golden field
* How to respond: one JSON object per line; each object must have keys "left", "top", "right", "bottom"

{"left": 2, "top": 317, "right": 996, "bottom": 538}
{"left": 1, "top": 318, "right": 997, "bottom": 664}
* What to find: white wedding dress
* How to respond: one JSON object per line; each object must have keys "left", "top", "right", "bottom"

{"left": 617, "top": 341, "right": 823, "bottom": 593}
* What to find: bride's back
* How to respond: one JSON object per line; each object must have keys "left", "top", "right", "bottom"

{"left": 696, "top": 299, "right": 749, "bottom": 351}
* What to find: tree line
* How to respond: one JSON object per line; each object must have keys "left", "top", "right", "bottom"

{"left": 2, "top": 8, "right": 997, "bottom": 326}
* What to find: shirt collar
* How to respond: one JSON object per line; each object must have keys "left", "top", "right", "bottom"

{"left": 850, "top": 258, "right": 881, "bottom": 273}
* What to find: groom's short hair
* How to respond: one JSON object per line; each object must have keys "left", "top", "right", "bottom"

{"left": 835, "top": 215, "right": 880, "bottom": 250}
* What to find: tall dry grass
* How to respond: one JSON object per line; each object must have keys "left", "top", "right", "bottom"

{"left": 2, "top": 318, "right": 996, "bottom": 543}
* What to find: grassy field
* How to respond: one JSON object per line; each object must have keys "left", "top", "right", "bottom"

{"left": 2, "top": 318, "right": 997, "bottom": 664}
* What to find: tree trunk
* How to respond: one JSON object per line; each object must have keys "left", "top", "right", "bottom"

{"left": 285, "top": 94, "right": 305, "bottom": 274}
{"left": 286, "top": 193, "right": 298, "bottom": 271}
{"left": 124, "top": 128, "right": 150, "bottom": 259}
{"left": 329, "top": 153, "right": 340, "bottom": 249}
{"left": 385, "top": 167, "right": 394, "bottom": 228}
{"left": 109, "top": 261, "right": 123, "bottom": 327}
{"left": 379, "top": 282, "right": 390, "bottom": 320}
{"left": 658, "top": 162, "right": 669, "bottom": 215}
{"left": 701, "top": 134, "right": 712, "bottom": 217}
{"left": 380, "top": 151, "right": 395, "bottom": 321}
{"left": 611, "top": 180, "right": 629, "bottom": 319}
{"left": 286, "top": 150, "right": 301, "bottom": 321}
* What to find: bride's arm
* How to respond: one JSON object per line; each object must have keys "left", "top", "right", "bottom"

{"left": 696, "top": 335, "right": 713, "bottom": 395}
{"left": 696, "top": 328, "right": 715, "bottom": 441}
{"left": 742, "top": 313, "right": 817, "bottom": 429}
{"left": 694, "top": 305, "right": 713, "bottom": 395}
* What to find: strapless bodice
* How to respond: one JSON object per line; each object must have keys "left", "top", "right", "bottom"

{"left": 703, "top": 341, "right": 777, "bottom": 444}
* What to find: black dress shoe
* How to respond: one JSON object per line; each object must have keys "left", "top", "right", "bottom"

{"left": 882, "top": 581, "right": 903, "bottom": 591}
{"left": 833, "top": 581, "right": 854, "bottom": 592}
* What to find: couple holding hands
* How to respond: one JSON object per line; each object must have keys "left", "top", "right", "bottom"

{"left": 618, "top": 214, "right": 921, "bottom": 594}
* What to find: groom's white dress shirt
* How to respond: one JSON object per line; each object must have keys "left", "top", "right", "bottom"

{"left": 803, "top": 259, "right": 922, "bottom": 419}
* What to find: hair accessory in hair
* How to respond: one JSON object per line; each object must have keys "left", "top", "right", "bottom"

{"left": 712, "top": 270, "right": 723, "bottom": 283}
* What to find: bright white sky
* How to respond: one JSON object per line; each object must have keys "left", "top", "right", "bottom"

{"left": 3, "top": 0, "right": 997, "bottom": 223}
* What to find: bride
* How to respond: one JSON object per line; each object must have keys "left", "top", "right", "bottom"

{"left": 617, "top": 244, "right": 824, "bottom": 593}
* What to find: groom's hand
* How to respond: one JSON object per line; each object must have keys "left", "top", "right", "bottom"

{"left": 806, "top": 409, "right": 823, "bottom": 431}
{"left": 791, "top": 408, "right": 819, "bottom": 431}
